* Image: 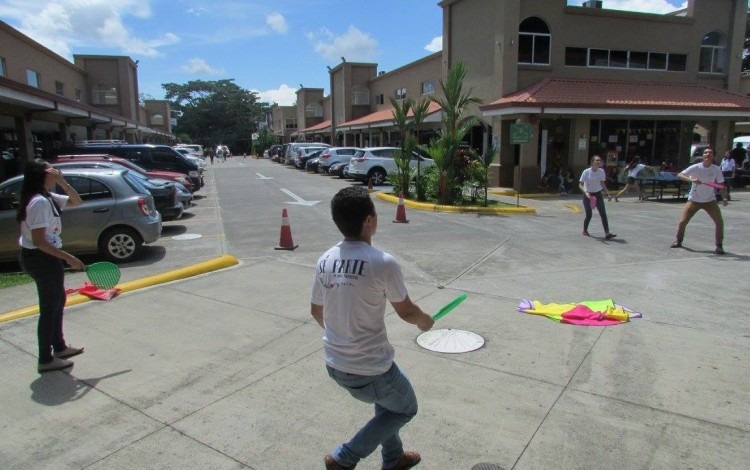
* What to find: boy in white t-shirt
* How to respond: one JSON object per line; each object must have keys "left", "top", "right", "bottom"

{"left": 311, "top": 186, "right": 433, "bottom": 470}
{"left": 671, "top": 147, "right": 728, "bottom": 254}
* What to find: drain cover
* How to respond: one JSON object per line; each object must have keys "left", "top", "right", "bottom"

{"left": 416, "top": 329, "right": 484, "bottom": 353}
{"left": 471, "top": 464, "right": 504, "bottom": 470}
{"left": 172, "top": 233, "right": 202, "bottom": 240}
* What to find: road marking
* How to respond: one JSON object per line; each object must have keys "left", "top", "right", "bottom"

{"left": 256, "top": 173, "right": 273, "bottom": 179}
{"left": 280, "top": 188, "right": 320, "bottom": 206}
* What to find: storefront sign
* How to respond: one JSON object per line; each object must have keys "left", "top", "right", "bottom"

{"left": 510, "top": 123, "right": 533, "bottom": 144}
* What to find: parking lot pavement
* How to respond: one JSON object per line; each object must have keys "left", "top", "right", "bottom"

{"left": 1, "top": 158, "right": 749, "bottom": 469}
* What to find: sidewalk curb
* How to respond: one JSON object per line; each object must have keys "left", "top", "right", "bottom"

{"left": 0, "top": 254, "right": 239, "bottom": 324}
{"left": 374, "top": 192, "right": 536, "bottom": 214}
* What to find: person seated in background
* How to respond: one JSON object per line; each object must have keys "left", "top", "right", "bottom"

{"left": 538, "top": 169, "right": 560, "bottom": 193}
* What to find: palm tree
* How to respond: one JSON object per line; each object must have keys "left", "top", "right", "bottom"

{"left": 428, "top": 62, "right": 482, "bottom": 204}
{"left": 390, "top": 97, "right": 431, "bottom": 199}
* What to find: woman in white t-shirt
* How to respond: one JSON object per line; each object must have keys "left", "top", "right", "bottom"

{"left": 614, "top": 156, "right": 649, "bottom": 202}
{"left": 579, "top": 155, "right": 616, "bottom": 239}
{"left": 17, "top": 159, "right": 86, "bottom": 373}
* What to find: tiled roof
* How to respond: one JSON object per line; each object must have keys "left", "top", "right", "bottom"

{"left": 298, "top": 119, "right": 331, "bottom": 133}
{"left": 480, "top": 78, "right": 750, "bottom": 114}
{"left": 339, "top": 101, "right": 442, "bottom": 129}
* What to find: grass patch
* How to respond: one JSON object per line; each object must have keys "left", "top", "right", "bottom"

{"left": 0, "top": 272, "right": 33, "bottom": 289}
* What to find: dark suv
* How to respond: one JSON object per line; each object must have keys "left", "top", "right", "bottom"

{"left": 71, "top": 144, "right": 203, "bottom": 190}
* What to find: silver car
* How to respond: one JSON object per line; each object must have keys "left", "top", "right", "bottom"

{"left": 0, "top": 168, "right": 162, "bottom": 263}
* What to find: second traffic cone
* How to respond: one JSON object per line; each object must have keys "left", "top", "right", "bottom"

{"left": 274, "top": 208, "right": 299, "bottom": 250}
{"left": 393, "top": 191, "right": 409, "bottom": 223}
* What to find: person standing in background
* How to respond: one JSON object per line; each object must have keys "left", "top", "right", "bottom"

{"left": 17, "top": 160, "right": 86, "bottom": 373}
{"left": 670, "top": 147, "right": 728, "bottom": 255}
{"left": 579, "top": 155, "right": 617, "bottom": 240}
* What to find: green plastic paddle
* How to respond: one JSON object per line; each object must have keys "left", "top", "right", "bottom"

{"left": 85, "top": 262, "right": 121, "bottom": 289}
{"left": 432, "top": 292, "right": 467, "bottom": 320}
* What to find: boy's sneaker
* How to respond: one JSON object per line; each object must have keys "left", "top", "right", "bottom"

{"left": 38, "top": 357, "right": 73, "bottom": 373}
{"left": 670, "top": 241, "right": 682, "bottom": 248}
{"left": 714, "top": 246, "right": 725, "bottom": 255}
{"left": 325, "top": 454, "right": 356, "bottom": 470}
{"left": 382, "top": 451, "right": 421, "bottom": 470}
{"left": 55, "top": 345, "right": 84, "bottom": 359}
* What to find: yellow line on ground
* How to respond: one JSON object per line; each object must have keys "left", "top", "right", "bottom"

{"left": 564, "top": 204, "right": 582, "bottom": 213}
{"left": 0, "top": 254, "right": 239, "bottom": 324}
{"left": 375, "top": 192, "right": 536, "bottom": 214}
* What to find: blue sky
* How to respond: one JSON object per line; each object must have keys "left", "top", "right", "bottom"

{"left": 0, "top": 0, "right": 688, "bottom": 106}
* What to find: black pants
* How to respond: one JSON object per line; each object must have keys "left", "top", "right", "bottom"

{"left": 20, "top": 249, "right": 67, "bottom": 364}
{"left": 583, "top": 191, "right": 610, "bottom": 234}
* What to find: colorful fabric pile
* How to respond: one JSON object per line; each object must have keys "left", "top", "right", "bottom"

{"left": 517, "top": 298, "right": 642, "bottom": 326}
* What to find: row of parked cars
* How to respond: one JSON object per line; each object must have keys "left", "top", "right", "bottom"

{"left": 268, "top": 142, "right": 435, "bottom": 185}
{"left": 0, "top": 143, "right": 207, "bottom": 264}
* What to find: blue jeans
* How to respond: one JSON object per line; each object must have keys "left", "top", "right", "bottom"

{"left": 326, "top": 363, "right": 418, "bottom": 468}
{"left": 20, "top": 249, "right": 67, "bottom": 364}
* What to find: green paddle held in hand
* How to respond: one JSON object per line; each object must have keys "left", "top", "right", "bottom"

{"left": 432, "top": 292, "right": 467, "bottom": 320}
{"left": 85, "top": 262, "right": 121, "bottom": 289}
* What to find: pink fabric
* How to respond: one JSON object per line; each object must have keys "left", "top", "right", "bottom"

{"left": 559, "top": 305, "right": 624, "bottom": 326}
{"left": 66, "top": 282, "right": 120, "bottom": 301}
{"left": 589, "top": 195, "right": 597, "bottom": 210}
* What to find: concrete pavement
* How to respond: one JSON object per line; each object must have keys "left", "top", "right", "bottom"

{"left": 1, "top": 158, "right": 748, "bottom": 469}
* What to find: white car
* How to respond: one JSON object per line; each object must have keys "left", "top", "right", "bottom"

{"left": 174, "top": 144, "right": 204, "bottom": 158}
{"left": 174, "top": 147, "right": 207, "bottom": 169}
{"left": 346, "top": 147, "right": 434, "bottom": 185}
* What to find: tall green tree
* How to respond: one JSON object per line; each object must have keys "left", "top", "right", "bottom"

{"left": 390, "top": 97, "right": 430, "bottom": 199}
{"left": 428, "top": 62, "right": 482, "bottom": 204}
{"left": 162, "top": 79, "right": 269, "bottom": 152}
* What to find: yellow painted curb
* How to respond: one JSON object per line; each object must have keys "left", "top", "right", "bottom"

{"left": 375, "top": 192, "right": 536, "bottom": 214}
{"left": 564, "top": 204, "right": 582, "bottom": 213}
{"left": 0, "top": 254, "right": 239, "bottom": 324}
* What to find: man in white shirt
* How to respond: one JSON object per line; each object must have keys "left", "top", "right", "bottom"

{"left": 311, "top": 186, "right": 433, "bottom": 470}
{"left": 671, "top": 148, "right": 728, "bottom": 254}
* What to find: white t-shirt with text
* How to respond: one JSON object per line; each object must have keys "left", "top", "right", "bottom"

{"left": 680, "top": 163, "right": 724, "bottom": 203}
{"left": 311, "top": 241, "right": 408, "bottom": 376}
{"left": 19, "top": 193, "right": 68, "bottom": 249}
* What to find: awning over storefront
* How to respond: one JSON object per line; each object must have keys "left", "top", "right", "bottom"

{"left": 295, "top": 119, "right": 331, "bottom": 137}
{"left": 480, "top": 78, "right": 750, "bottom": 118}
{"left": 337, "top": 101, "right": 442, "bottom": 131}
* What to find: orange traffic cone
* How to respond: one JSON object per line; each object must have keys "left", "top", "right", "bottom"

{"left": 367, "top": 177, "right": 374, "bottom": 192}
{"left": 274, "top": 208, "right": 299, "bottom": 250}
{"left": 393, "top": 191, "right": 409, "bottom": 223}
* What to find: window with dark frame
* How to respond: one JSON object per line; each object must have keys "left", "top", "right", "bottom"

{"left": 421, "top": 79, "right": 436, "bottom": 95}
{"left": 0, "top": 57, "right": 6, "bottom": 77}
{"left": 518, "top": 17, "right": 551, "bottom": 65}
{"left": 699, "top": 31, "right": 726, "bottom": 74}
{"left": 55, "top": 81, "right": 64, "bottom": 96}
{"left": 564, "top": 47, "right": 685, "bottom": 72}
{"left": 395, "top": 87, "right": 406, "bottom": 100}
{"left": 26, "top": 69, "right": 40, "bottom": 88}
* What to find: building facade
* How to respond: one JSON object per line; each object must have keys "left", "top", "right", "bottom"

{"left": 0, "top": 20, "right": 173, "bottom": 181}
{"left": 441, "top": 0, "right": 750, "bottom": 190}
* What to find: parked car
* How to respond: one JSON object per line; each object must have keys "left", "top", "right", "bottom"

{"left": 71, "top": 143, "right": 203, "bottom": 190}
{"left": 0, "top": 168, "right": 162, "bottom": 263}
{"left": 295, "top": 147, "right": 328, "bottom": 169}
{"left": 174, "top": 144, "right": 204, "bottom": 158}
{"left": 317, "top": 147, "right": 360, "bottom": 174}
{"left": 305, "top": 155, "right": 323, "bottom": 173}
{"left": 284, "top": 142, "right": 331, "bottom": 165}
{"left": 328, "top": 161, "right": 349, "bottom": 178}
{"left": 51, "top": 162, "right": 185, "bottom": 220}
{"left": 346, "top": 147, "right": 435, "bottom": 185}
{"left": 174, "top": 147, "right": 207, "bottom": 169}
{"left": 53, "top": 154, "right": 194, "bottom": 192}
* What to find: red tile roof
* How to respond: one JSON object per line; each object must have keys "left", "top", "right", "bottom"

{"left": 480, "top": 78, "right": 750, "bottom": 115}
{"left": 339, "top": 101, "right": 442, "bottom": 129}
{"left": 298, "top": 119, "right": 331, "bottom": 133}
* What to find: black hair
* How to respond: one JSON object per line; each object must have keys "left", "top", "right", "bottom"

{"left": 625, "top": 156, "right": 641, "bottom": 171}
{"left": 331, "top": 186, "right": 376, "bottom": 238}
{"left": 16, "top": 159, "right": 56, "bottom": 223}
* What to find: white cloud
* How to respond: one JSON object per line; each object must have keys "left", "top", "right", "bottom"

{"left": 186, "top": 7, "right": 209, "bottom": 16}
{"left": 0, "top": 0, "right": 178, "bottom": 59}
{"left": 254, "top": 84, "right": 298, "bottom": 106}
{"left": 266, "top": 12, "right": 288, "bottom": 34}
{"left": 425, "top": 36, "right": 442, "bottom": 53}
{"left": 308, "top": 26, "right": 379, "bottom": 63}
{"left": 568, "top": 0, "right": 688, "bottom": 14}
{"left": 181, "top": 58, "right": 224, "bottom": 75}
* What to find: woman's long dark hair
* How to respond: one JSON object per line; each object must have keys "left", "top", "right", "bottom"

{"left": 16, "top": 159, "right": 51, "bottom": 223}
{"left": 625, "top": 156, "right": 641, "bottom": 171}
